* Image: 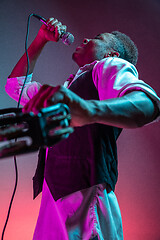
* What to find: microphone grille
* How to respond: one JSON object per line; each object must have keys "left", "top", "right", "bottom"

{"left": 61, "top": 32, "right": 74, "bottom": 46}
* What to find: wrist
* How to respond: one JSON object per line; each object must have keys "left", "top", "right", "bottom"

{"left": 36, "top": 29, "right": 49, "bottom": 45}
{"left": 86, "top": 100, "right": 109, "bottom": 124}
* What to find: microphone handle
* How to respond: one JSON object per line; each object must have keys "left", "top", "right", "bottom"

{"left": 39, "top": 18, "right": 65, "bottom": 38}
{"left": 32, "top": 14, "right": 74, "bottom": 45}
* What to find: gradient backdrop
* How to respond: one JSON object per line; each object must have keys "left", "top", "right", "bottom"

{"left": 0, "top": 0, "right": 160, "bottom": 239}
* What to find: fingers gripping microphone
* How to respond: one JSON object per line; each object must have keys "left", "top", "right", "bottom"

{"left": 33, "top": 14, "right": 74, "bottom": 46}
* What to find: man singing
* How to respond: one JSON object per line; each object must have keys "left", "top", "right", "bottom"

{"left": 5, "top": 17, "right": 160, "bottom": 239}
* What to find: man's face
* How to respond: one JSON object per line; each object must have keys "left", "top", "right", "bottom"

{"left": 72, "top": 33, "right": 113, "bottom": 67}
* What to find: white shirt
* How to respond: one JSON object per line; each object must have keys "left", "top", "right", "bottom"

{"left": 5, "top": 57, "right": 160, "bottom": 239}
{"left": 5, "top": 57, "right": 160, "bottom": 115}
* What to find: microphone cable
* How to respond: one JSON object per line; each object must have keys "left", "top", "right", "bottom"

{"left": 1, "top": 13, "right": 36, "bottom": 240}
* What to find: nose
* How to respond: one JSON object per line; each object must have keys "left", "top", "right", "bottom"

{"left": 83, "top": 38, "right": 90, "bottom": 44}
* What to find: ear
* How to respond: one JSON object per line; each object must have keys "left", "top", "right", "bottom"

{"left": 105, "top": 51, "right": 120, "bottom": 58}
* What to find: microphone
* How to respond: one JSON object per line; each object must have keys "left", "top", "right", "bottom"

{"left": 33, "top": 14, "right": 74, "bottom": 46}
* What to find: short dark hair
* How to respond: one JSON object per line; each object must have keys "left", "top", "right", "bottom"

{"left": 110, "top": 31, "right": 138, "bottom": 66}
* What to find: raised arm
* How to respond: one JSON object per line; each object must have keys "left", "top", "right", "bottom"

{"left": 9, "top": 18, "right": 67, "bottom": 77}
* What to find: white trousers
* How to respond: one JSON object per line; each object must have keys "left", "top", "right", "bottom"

{"left": 33, "top": 180, "right": 123, "bottom": 240}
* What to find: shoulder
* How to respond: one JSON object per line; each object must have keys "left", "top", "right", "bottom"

{"left": 93, "top": 57, "right": 138, "bottom": 78}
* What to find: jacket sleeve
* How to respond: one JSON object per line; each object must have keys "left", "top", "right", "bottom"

{"left": 5, "top": 74, "right": 42, "bottom": 106}
{"left": 92, "top": 57, "right": 160, "bottom": 121}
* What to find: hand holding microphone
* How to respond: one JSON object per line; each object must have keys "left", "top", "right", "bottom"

{"left": 34, "top": 14, "right": 74, "bottom": 45}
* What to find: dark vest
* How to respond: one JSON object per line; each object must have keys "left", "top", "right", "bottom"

{"left": 33, "top": 70, "right": 122, "bottom": 200}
